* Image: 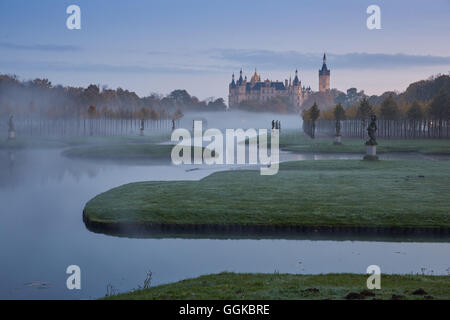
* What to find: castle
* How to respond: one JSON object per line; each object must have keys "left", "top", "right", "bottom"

{"left": 228, "top": 53, "right": 330, "bottom": 110}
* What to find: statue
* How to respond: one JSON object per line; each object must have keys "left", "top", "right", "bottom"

{"left": 336, "top": 120, "right": 341, "bottom": 136}
{"left": 172, "top": 119, "right": 175, "bottom": 131}
{"left": 365, "top": 115, "right": 377, "bottom": 146}
{"left": 271, "top": 120, "right": 275, "bottom": 129}
{"left": 8, "top": 115, "right": 15, "bottom": 140}
{"left": 363, "top": 115, "right": 378, "bottom": 160}
{"left": 274, "top": 120, "right": 280, "bottom": 130}
{"left": 140, "top": 119, "right": 144, "bottom": 136}
{"left": 333, "top": 120, "right": 342, "bottom": 145}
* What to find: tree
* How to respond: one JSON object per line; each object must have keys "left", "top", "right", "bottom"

{"left": 333, "top": 103, "right": 346, "bottom": 120}
{"left": 380, "top": 94, "right": 400, "bottom": 120}
{"left": 407, "top": 101, "right": 424, "bottom": 138}
{"left": 150, "top": 109, "right": 160, "bottom": 121}
{"left": 429, "top": 89, "right": 449, "bottom": 120}
{"left": 309, "top": 103, "right": 320, "bottom": 122}
{"left": 169, "top": 89, "right": 192, "bottom": 106}
{"left": 140, "top": 107, "right": 151, "bottom": 120}
{"left": 407, "top": 101, "right": 424, "bottom": 121}
{"left": 87, "top": 105, "right": 97, "bottom": 118}
{"left": 172, "top": 109, "right": 184, "bottom": 120}
{"left": 207, "top": 98, "right": 227, "bottom": 111}
{"left": 308, "top": 102, "right": 320, "bottom": 139}
{"left": 357, "top": 97, "right": 373, "bottom": 119}
{"left": 428, "top": 89, "right": 450, "bottom": 137}
{"left": 333, "top": 103, "right": 346, "bottom": 137}
{"left": 87, "top": 105, "right": 97, "bottom": 136}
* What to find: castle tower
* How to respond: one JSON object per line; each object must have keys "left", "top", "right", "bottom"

{"left": 289, "top": 70, "right": 303, "bottom": 109}
{"left": 250, "top": 68, "right": 260, "bottom": 85}
{"left": 319, "top": 53, "right": 330, "bottom": 92}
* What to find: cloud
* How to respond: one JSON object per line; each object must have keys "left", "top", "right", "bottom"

{"left": 212, "top": 49, "right": 450, "bottom": 70}
{"left": 0, "top": 60, "right": 218, "bottom": 74}
{"left": 0, "top": 42, "right": 81, "bottom": 52}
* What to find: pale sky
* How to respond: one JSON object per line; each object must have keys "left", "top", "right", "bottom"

{"left": 1, "top": 0, "right": 449, "bottom": 100}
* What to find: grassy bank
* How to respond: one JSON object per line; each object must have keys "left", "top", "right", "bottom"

{"left": 62, "top": 144, "right": 175, "bottom": 161}
{"left": 0, "top": 133, "right": 171, "bottom": 150}
{"left": 84, "top": 160, "right": 450, "bottom": 233}
{"left": 63, "top": 144, "right": 213, "bottom": 162}
{"left": 104, "top": 272, "right": 450, "bottom": 300}
{"left": 247, "top": 130, "right": 450, "bottom": 154}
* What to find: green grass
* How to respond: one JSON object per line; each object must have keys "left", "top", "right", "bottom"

{"left": 63, "top": 144, "right": 213, "bottom": 162}
{"left": 62, "top": 144, "right": 175, "bottom": 160}
{"left": 0, "top": 133, "right": 171, "bottom": 150}
{"left": 246, "top": 130, "right": 450, "bottom": 154}
{"left": 104, "top": 272, "right": 450, "bottom": 300}
{"left": 84, "top": 160, "right": 450, "bottom": 229}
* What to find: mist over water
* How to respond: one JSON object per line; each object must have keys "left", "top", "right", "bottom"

{"left": 0, "top": 130, "right": 449, "bottom": 299}
{"left": 179, "top": 110, "right": 303, "bottom": 131}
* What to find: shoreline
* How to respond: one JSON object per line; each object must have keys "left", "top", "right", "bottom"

{"left": 103, "top": 272, "right": 450, "bottom": 300}
{"left": 83, "top": 210, "right": 450, "bottom": 240}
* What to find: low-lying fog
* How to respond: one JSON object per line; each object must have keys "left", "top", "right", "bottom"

{"left": 1, "top": 111, "right": 449, "bottom": 300}
{"left": 178, "top": 110, "right": 302, "bottom": 130}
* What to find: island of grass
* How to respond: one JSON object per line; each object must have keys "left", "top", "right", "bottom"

{"left": 63, "top": 144, "right": 214, "bottom": 162}
{"left": 245, "top": 130, "right": 450, "bottom": 154}
{"left": 83, "top": 160, "right": 450, "bottom": 237}
{"left": 104, "top": 272, "right": 450, "bottom": 300}
{"left": 0, "top": 133, "right": 171, "bottom": 150}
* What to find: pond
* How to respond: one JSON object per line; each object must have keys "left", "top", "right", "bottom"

{"left": 0, "top": 149, "right": 449, "bottom": 299}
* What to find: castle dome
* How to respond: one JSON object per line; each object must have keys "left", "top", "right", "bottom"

{"left": 250, "top": 68, "right": 261, "bottom": 83}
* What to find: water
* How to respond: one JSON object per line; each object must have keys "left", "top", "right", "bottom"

{"left": 0, "top": 149, "right": 449, "bottom": 299}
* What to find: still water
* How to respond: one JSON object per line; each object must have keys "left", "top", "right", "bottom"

{"left": 0, "top": 149, "right": 449, "bottom": 299}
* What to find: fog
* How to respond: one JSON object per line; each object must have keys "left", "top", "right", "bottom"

{"left": 179, "top": 110, "right": 303, "bottom": 131}
{"left": 1, "top": 148, "right": 449, "bottom": 299}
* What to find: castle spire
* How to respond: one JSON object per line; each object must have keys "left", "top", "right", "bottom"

{"left": 293, "top": 69, "right": 300, "bottom": 86}
{"left": 319, "top": 53, "right": 330, "bottom": 92}
{"left": 238, "top": 69, "right": 244, "bottom": 85}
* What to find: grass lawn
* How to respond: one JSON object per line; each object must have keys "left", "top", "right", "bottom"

{"left": 246, "top": 130, "right": 450, "bottom": 154}
{"left": 0, "top": 133, "right": 171, "bottom": 150}
{"left": 84, "top": 160, "right": 450, "bottom": 230}
{"left": 104, "top": 272, "right": 450, "bottom": 300}
{"left": 63, "top": 144, "right": 212, "bottom": 162}
{"left": 62, "top": 144, "right": 175, "bottom": 160}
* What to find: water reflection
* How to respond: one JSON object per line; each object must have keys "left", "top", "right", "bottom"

{"left": 0, "top": 148, "right": 449, "bottom": 300}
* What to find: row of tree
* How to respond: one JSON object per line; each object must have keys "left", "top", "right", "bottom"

{"left": 0, "top": 74, "right": 226, "bottom": 122}
{"left": 303, "top": 89, "right": 450, "bottom": 139}
{"left": 235, "top": 96, "right": 298, "bottom": 114}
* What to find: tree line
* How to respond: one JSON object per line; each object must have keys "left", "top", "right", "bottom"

{"left": 0, "top": 74, "right": 226, "bottom": 120}
{"left": 0, "top": 74, "right": 227, "bottom": 136}
{"left": 303, "top": 89, "right": 450, "bottom": 139}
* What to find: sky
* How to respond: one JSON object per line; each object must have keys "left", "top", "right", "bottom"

{"left": 1, "top": 0, "right": 450, "bottom": 101}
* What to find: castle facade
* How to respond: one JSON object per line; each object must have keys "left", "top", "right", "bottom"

{"left": 228, "top": 53, "right": 330, "bottom": 110}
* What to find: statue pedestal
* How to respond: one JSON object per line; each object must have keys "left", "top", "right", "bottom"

{"left": 140, "top": 129, "right": 144, "bottom": 136}
{"left": 363, "top": 145, "right": 379, "bottom": 161}
{"left": 333, "top": 135, "right": 342, "bottom": 145}
{"left": 8, "top": 131, "right": 15, "bottom": 140}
